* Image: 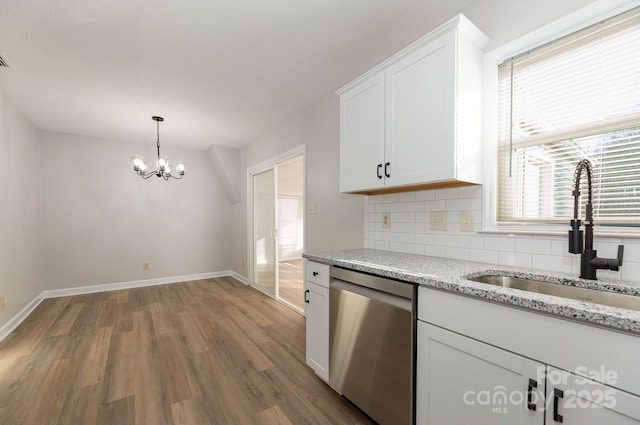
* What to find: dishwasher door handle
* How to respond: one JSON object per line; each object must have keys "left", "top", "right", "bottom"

{"left": 330, "top": 279, "right": 412, "bottom": 312}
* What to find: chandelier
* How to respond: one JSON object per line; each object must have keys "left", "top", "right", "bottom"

{"left": 131, "top": 116, "right": 185, "bottom": 180}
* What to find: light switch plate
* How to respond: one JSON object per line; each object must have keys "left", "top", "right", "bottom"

{"left": 430, "top": 211, "right": 448, "bottom": 231}
{"left": 460, "top": 211, "right": 475, "bottom": 232}
{"left": 308, "top": 201, "right": 317, "bottom": 214}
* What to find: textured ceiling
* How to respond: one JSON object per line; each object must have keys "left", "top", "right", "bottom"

{"left": 0, "top": 0, "right": 475, "bottom": 150}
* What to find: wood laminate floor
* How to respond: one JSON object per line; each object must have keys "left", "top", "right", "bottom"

{"left": 0, "top": 277, "right": 372, "bottom": 425}
{"left": 278, "top": 259, "right": 304, "bottom": 311}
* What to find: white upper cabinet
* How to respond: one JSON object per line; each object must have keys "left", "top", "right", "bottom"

{"left": 339, "top": 73, "right": 386, "bottom": 192}
{"left": 338, "top": 15, "right": 488, "bottom": 194}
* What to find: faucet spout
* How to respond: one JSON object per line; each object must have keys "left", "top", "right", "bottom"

{"left": 568, "top": 159, "right": 624, "bottom": 280}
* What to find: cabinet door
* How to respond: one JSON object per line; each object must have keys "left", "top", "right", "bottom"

{"left": 545, "top": 367, "right": 640, "bottom": 424}
{"left": 339, "top": 72, "right": 386, "bottom": 192}
{"left": 385, "top": 31, "right": 456, "bottom": 187}
{"left": 417, "top": 322, "right": 543, "bottom": 425}
{"left": 305, "top": 281, "right": 329, "bottom": 382}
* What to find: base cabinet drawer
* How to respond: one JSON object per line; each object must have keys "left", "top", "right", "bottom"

{"left": 305, "top": 260, "right": 329, "bottom": 287}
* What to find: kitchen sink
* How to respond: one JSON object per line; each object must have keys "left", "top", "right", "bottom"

{"left": 467, "top": 274, "right": 640, "bottom": 312}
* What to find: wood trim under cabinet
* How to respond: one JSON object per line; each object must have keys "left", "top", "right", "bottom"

{"left": 345, "top": 180, "right": 479, "bottom": 195}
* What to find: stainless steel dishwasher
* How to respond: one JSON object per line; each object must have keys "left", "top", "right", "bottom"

{"left": 329, "top": 266, "right": 416, "bottom": 425}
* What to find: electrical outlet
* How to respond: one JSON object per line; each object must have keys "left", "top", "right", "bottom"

{"left": 460, "top": 211, "right": 475, "bottom": 232}
{"left": 0, "top": 295, "right": 5, "bottom": 310}
{"left": 382, "top": 212, "right": 391, "bottom": 228}
{"left": 143, "top": 263, "right": 150, "bottom": 271}
{"left": 308, "top": 201, "right": 317, "bottom": 214}
{"left": 430, "top": 211, "right": 448, "bottom": 231}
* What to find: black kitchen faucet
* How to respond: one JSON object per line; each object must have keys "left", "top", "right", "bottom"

{"left": 568, "top": 159, "right": 624, "bottom": 280}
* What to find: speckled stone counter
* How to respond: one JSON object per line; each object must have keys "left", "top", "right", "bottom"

{"left": 303, "top": 248, "right": 640, "bottom": 334}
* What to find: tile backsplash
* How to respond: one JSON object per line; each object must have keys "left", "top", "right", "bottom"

{"left": 364, "top": 186, "right": 640, "bottom": 284}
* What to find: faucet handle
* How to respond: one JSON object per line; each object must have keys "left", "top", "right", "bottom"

{"left": 617, "top": 245, "right": 624, "bottom": 267}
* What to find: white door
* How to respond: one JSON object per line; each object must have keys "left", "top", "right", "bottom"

{"left": 339, "top": 72, "right": 386, "bottom": 192}
{"left": 417, "top": 322, "right": 543, "bottom": 425}
{"left": 252, "top": 168, "right": 277, "bottom": 295}
{"left": 385, "top": 31, "right": 456, "bottom": 187}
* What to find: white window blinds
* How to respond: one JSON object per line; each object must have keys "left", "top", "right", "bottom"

{"left": 497, "top": 6, "right": 640, "bottom": 224}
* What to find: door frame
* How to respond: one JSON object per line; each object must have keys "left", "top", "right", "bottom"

{"left": 246, "top": 145, "right": 306, "bottom": 311}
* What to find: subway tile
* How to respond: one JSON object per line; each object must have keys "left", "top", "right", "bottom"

{"left": 469, "top": 249, "right": 500, "bottom": 264}
{"left": 406, "top": 244, "right": 425, "bottom": 255}
{"left": 364, "top": 204, "right": 376, "bottom": 213}
{"left": 446, "top": 198, "right": 474, "bottom": 211}
{"left": 364, "top": 239, "right": 376, "bottom": 249}
{"left": 435, "top": 188, "right": 459, "bottom": 200}
{"left": 375, "top": 240, "right": 390, "bottom": 250}
{"left": 390, "top": 202, "right": 407, "bottom": 213}
{"left": 388, "top": 242, "right": 407, "bottom": 253}
{"left": 364, "top": 222, "right": 376, "bottom": 231}
{"left": 415, "top": 212, "right": 429, "bottom": 222}
{"left": 620, "top": 241, "right": 640, "bottom": 263}
{"left": 391, "top": 222, "right": 406, "bottom": 232}
{"left": 532, "top": 254, "right": 573, "bottom": 274}
{"left": 407, "top": 201, "right": 425, "bottom": 212}
{"left": 514, "top": 238, "right": 551, "bottom": 255}
{"left": 551, "top": 240, "right": 572, "bottom": 257}
{"left": 398, "top": 192, "right": 416, "bottom": 202}
{"left": 416, "top": 233, "right": 435, "bottom": 245}
{"left": 458, "top": 185, "right": 482, "bottom": 198}
{"left": 376, "top": 204, "right": 390, "bottom": 213}
{"left": 458, "top": 236, "right": 484, "bottom": 249}
{"left": 368, "top": 231, "right": 382, "bottom": 240}
{"left": 499, "top": 251, "right": 532, "bottom": 268}
{"left": 415, "top": 190, "right": 436, "bottom": 201}
{"left": 484, "top": 236, "right": 515, "bottom": 251}
{"left": 382, "top": 232, "right": 398, "bottom": 242}
{"left": 397, "top": 212, "right": 416, "bottom": 223}
{"left": 472, "top": 197, "right": 482, "bottom": 211}
{"left": 398, "top": 232, "right": 416, "bottom": 243}
{"left": 424, "top": 200, "right": 447, "bottom": 211}
{"left": 424, "top": 245, "right": 447, "bottom": 257}
{"left": 406, "top": 222, "right": 426, "bottom": 233}
{"left": 446, "top": 247, "right": 470, "bottom": 261}
{"left": 382, "top": 194, "right": 399, "bottom": 203}
{"left": 620, "top": 261, "right": 640, "bottom": 283}
{"left": 448, "top": 211, "right": 459, "bottom": 224}
{"left": 435, "top": 234, "right": 458, "bottom": 247}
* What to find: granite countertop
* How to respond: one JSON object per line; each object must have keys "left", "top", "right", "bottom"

{"left": 303, "top": 248, "right": 640, "bottom": 334}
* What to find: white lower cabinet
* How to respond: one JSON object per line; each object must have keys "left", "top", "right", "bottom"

{"left": 417, "top": 322, "right": 640, "bottom": 425}
{"left": 417, "top": 322, "right": 542, "bottom": 425}
{"left": 305, "top": 279, "right": 329, "bottom": 381}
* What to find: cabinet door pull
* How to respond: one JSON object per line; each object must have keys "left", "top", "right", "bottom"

{"left": 304, "top": 289, "right": 310, "bottom": 303}
{"left": 312, "top": 271, "right": 319, "bottom": 277}
{"left": 553, "top": 388, "right": 564, "bottom": 423}
{"left": 377, "top": 164, "right": 383, "bottom": 179}
{"left": 384, "top": 162, "right": 391, "bottom": 178}
{"left": 527, "top": 379, "right": 537, "bottom": 411}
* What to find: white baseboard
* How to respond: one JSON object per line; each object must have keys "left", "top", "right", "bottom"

{"left": 0, "top": 294, "right": 45, "bottom": 342}
{"left": 0, "top": 270, "right": 250, "bottom": 342}
{"left": 41, "top": 271, "right": 233, "bottom": 299}
{"left": 229, "top": 271, "right": 249, "bottom": 285}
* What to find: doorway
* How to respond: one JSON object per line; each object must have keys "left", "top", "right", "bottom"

{"left": 249, "top": 149, "right": 305, "bottom": 313}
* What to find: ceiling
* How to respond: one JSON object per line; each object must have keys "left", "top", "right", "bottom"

{"left": 0, "top": 0, "right": 478, "bottom": 150}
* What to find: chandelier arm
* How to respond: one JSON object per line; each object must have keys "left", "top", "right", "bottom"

{"left": 141, "top": 171, "right": 157, "bottom": 179}
{"left": 156, "top": 118, "right": 161, "bottom": 159}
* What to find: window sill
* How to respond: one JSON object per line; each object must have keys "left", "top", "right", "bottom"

{"left": 478, "top": 227, "right": 640, "bottom": 239}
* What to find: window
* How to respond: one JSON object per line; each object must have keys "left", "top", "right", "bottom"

{"left": 497, "top": 6, "right": 640, "bottom": 225}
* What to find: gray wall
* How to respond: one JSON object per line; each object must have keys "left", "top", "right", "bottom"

{"left": 40, "top": 132, "right": 233, "bottom": 289}
{"left": 0, "top": 93, "right": 43, "bottom": 329}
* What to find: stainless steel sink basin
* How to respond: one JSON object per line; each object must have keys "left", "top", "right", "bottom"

{"left": 467, "top": 274, "right": 640, "bottom": 312}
